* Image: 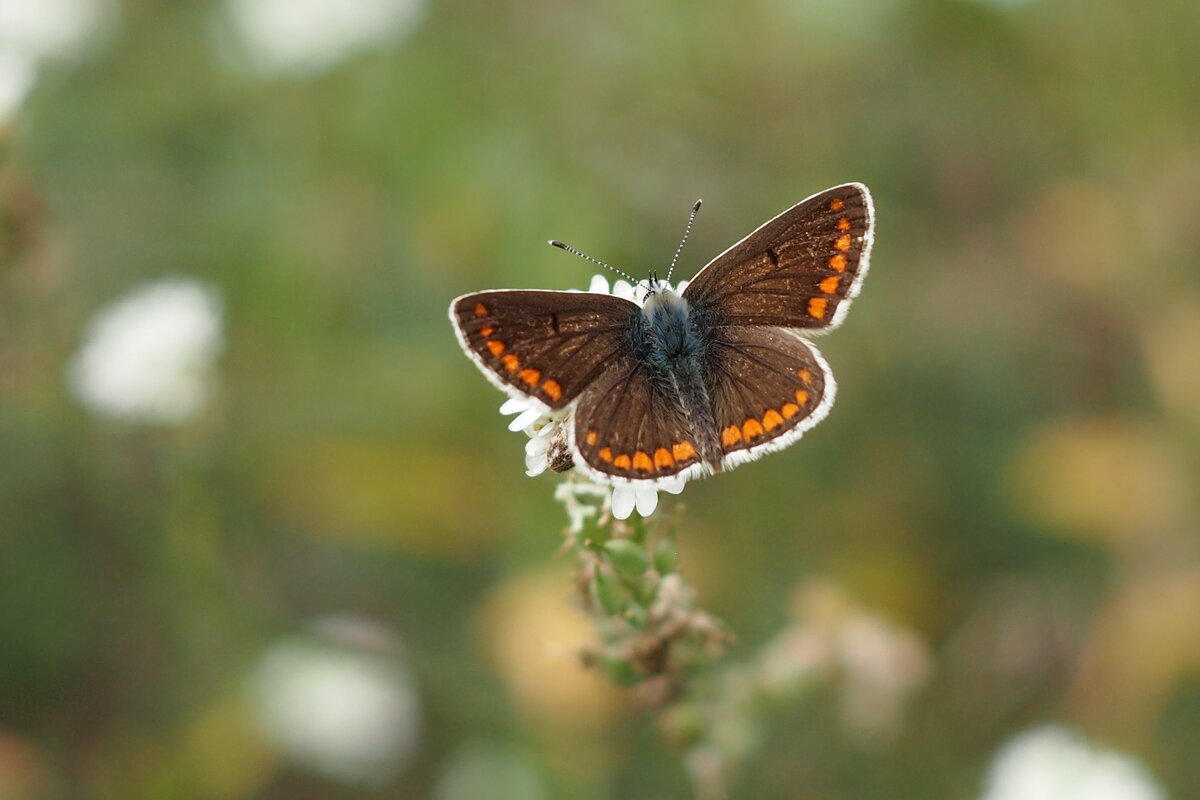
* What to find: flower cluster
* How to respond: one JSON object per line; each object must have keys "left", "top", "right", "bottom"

{"left": 500, "top": 274, "right": 690, "bottom": 521}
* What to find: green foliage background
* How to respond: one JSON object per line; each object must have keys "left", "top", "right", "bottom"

{"left": 2, "top": 0, "right": 1199, "bottom": 797}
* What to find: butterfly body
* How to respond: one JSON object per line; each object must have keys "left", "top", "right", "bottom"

{"left": 450, "top": 183, "right": 875, "bottom": 492}
{"left": 636, "top": 286, "right": 724, "bottom": 471}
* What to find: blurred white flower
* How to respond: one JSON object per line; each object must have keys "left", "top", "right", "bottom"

{"left": 248, "top": 615, "right": 421, "bottom": 786}
{"left": 979, "top": 725, "right": 1165, "bottom": 800}
{"left": 500, "top": 274, "right": 691, "bottom": 521}
{"left": 0, "top": 0, "right": 114, "bottom": 121}
{"left": 0, "top": 0, "right": 113, "bottom": 61}
{"left": 223, "top": 0, "right": 423, "bottom": 77}
{"left": 0, "top": 50, "right": 36, "bottom": 124}
{"left": 67, "top": 278, "right": 224, "bottom": 424}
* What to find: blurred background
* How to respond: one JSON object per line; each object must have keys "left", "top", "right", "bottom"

{"left": 2, "top": 0, "right": 1199, "bottom": 797}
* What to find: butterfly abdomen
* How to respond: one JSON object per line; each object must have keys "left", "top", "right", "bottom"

{"left": 640, "top": 290, "right": 723, "bottom": 471}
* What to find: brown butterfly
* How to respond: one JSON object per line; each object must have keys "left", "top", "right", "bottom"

{"left": 450, "top": 183, "right": 874, "bottom": 492}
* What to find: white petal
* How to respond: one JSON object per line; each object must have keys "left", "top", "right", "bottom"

{"left": 659, "top": 475, "right": 687, "bottom": 495}
{"left": 525, "top": 435, "right": 549, "bottom": 458}
{"left": 523, "top": 435, "right": 550, "bottom": 476}
{"left": 633, "top": 282, "right": 652, "bottom": 305}
{"left": 587, "top": 274, "right": 610, "bottom": 294}
{"left": 610, "top": 486, "right": 636, "bottom": 520}
{"left": 611, "top": 279, "right": 635, "bottom": 302}
{"left": 634, "top": 486, "right": 659, "bottom": 517}
{"left": 508, "top": 406, "right": 543, "bottom": 432}
{"left": 499, "top": 397, "right": 528, "bottom": 415}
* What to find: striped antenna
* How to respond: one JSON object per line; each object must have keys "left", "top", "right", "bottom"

{"left": 548, "top": 240, "right": 640, "bottom": 285}
{"left": 666, "top": 199, "right": 702, "bottom": 284}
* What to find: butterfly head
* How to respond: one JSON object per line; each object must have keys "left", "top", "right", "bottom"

{"left": 639, "top": 280, "right": 697, "bottom": 362}
{"left": 640, "top": 277, "right": 680, "bottom": 310}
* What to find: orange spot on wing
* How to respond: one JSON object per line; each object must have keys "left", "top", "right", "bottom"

{"left": 586, "top": 430, "right": 598, "bottom": 446}
{"left": 829, "top": 254, "right": 848, "bottom": 272}
{"left": 542, "top": 379, "right": 562, "bottom": 401}
{"left": 797, "top": 368, "right": 812, "bottom": 383}
{"left": 479, "top": 324, "right": 496, "bottom": 337}
{"left": 721, "top": 425, "right": 742, "bottom": 447}
{"left": 632, "top": 451, "right": 654, "bottom": 472}
{"left": 763, "top": 409, "right": 784, "bottom": 431}
{"left": 501, "top": 354, "right": 519, "bottom": 371}
{"left": 808, "top": 297, "right": 828, "bottom": 319}
{"left": 673, "top": 441, "right": 697, "bottom": 462}
{"left": 519, "top": 368, "right": 540, "bottom": 386}
{"left": 781, "top": 402, "right": 800, "bottom": 419}
{"left": 795, "top": 389, "right": 809, "bottom": 405}
{"left": 820, "top": 275, "right": 840, "bottom": 294}
{"left": 835, "top": 234, "right": 852, "bottom": 251}
{"left": 474, "top": 302, "right": 488, "bottom": 317}
{"left": 836, "top": 216, "right": 851, "bottom": 231}
{"left": 613, "top": 453, "right": 632, "bottom": 470}
{"left": 654, "top": 448, "right": 674, "bottom": 469}
{"left": 598, "top": 447, "right": 613, "bottom": 463}
{"left": 742, "top": 418, "right": 764, "bottom": 440}
{"left": 486, "top": 340, "right": 506, "bottom": 356}
{"left": 830, "top": 197, "right": 845, "bottom": 212}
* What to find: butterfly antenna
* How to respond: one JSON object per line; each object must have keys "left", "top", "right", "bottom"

{"left": 548, "top": 240, "right": 640, "bottom": 285}
{"left": 666, "top": 199, "right": 702, "bottom": 284}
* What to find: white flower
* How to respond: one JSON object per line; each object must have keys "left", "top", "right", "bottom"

{"left": 248, "top": 615, "right": 421, "bottom": 786}
{"left": 0, "top": 0, "right": 114, "bottom": 121}
{"left": 499, "top": 274, "right": 693, "bottom": 522}
{"left": 67, "top": 277, "right": 224, "bottom": 424}
{"left": 979, "top": 725, "right": 1165, "bottom": 800}
{"left": 0, "top": 0, "right": 113, "bottom": 62}
{"left": 222, "top": 0, "right": 423, "bottom": 77}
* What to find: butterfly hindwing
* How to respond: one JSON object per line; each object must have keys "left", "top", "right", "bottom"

{"left": 450, "top": 290, "right": 638, "bottom": 409}
{"left": 683, "top": 183, "right": 874, "bottom": 331}
{"left": 705, "top": 326, "right": 834, "bottom": 470}
{"left": 571, "top": 359, "right": 704, "bottom": 483}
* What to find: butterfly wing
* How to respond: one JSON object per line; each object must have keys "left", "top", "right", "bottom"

{"left": 705, "top": 325, "right": 835, "bottom": 470}
{"left": 449, "top": 290, "right": 638, "bottom": 409}
{"left": 569, "top": 357, "right": 704, "bottom": 484}
{"left": 682, "top": 183, "right": 874, "bottom": 330}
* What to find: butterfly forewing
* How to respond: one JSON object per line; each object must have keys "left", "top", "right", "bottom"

{"left": 683, "top": 183, "right": 874, "bottom": 331}
{"left": 571, "top": 360, "right": 703, "bottom": 482}
{"left": 450, "top": 290, "right": 638, "bottom": 409}
{"left": 706, "top": 326, "right": 834, "bottom": 469}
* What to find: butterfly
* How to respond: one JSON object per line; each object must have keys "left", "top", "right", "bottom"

{"left": 449, "top": 183, "right": 875, "bottom": 491}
